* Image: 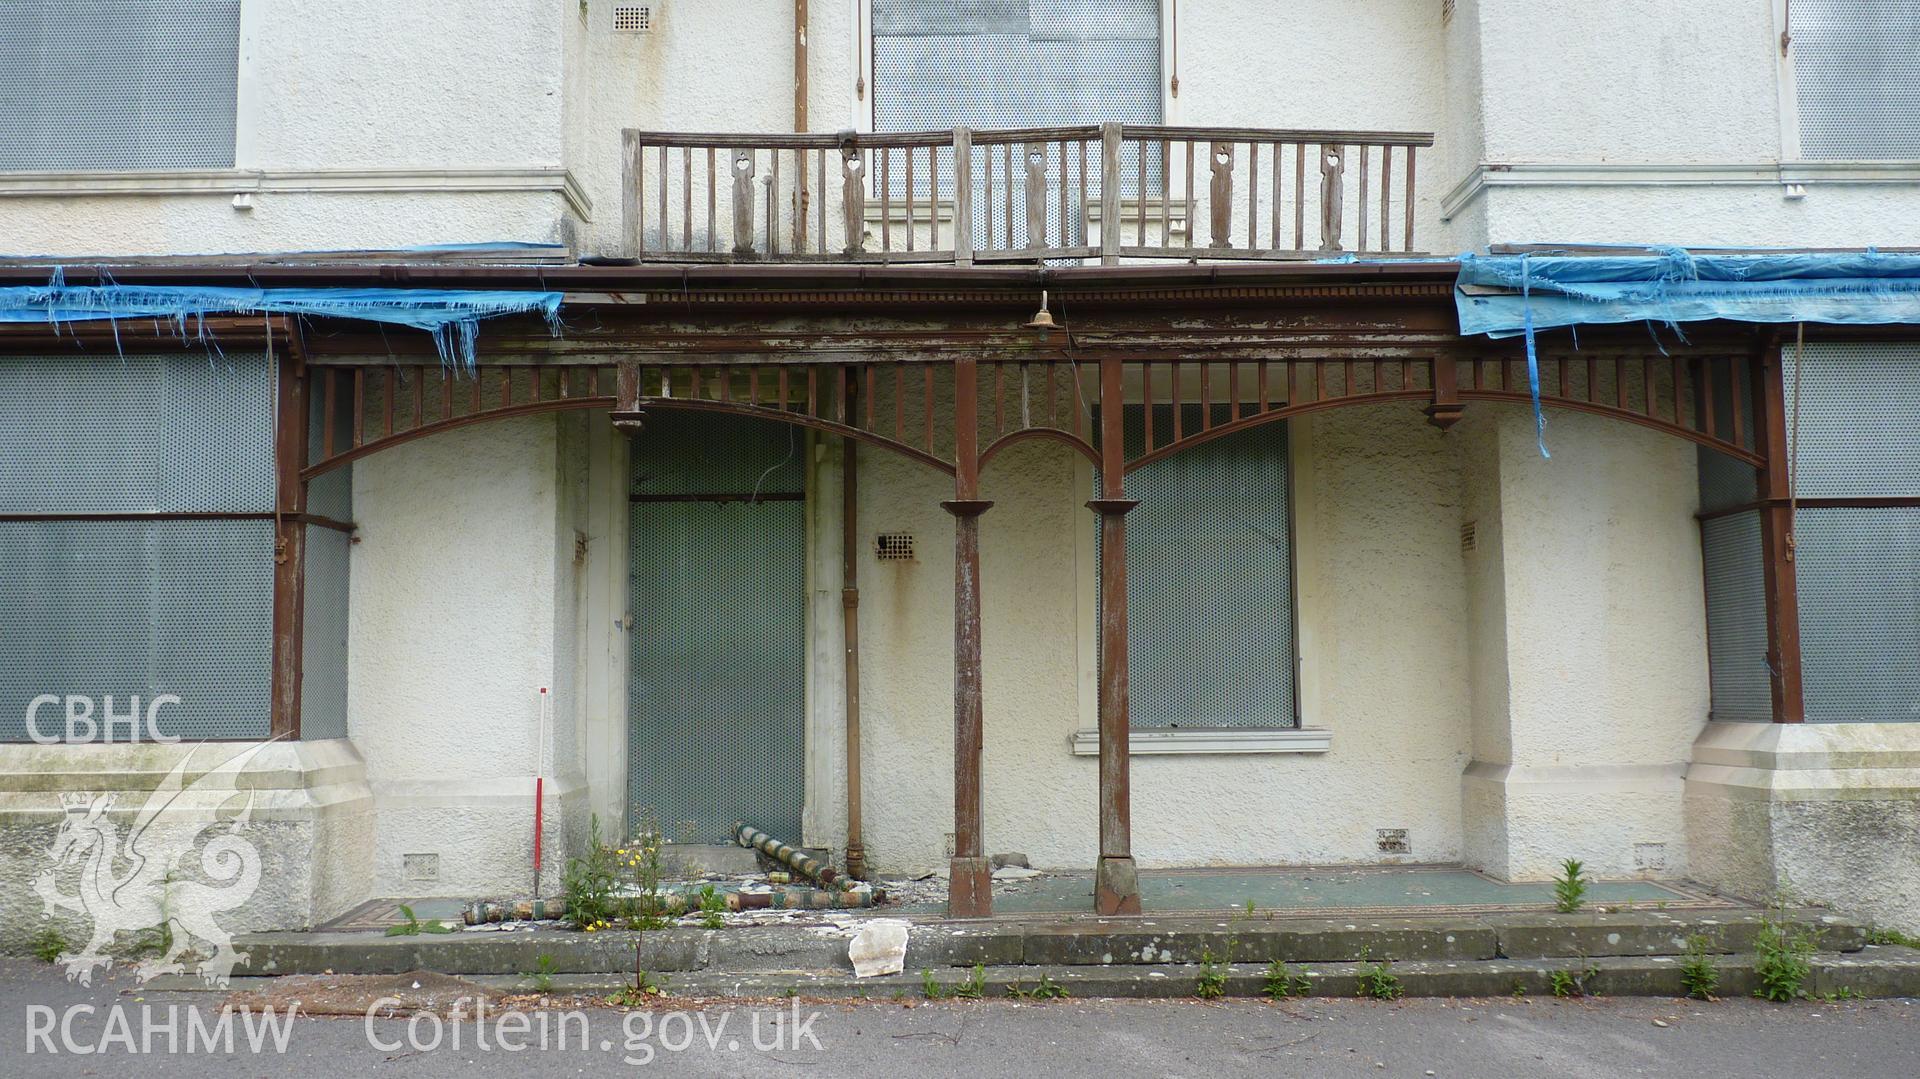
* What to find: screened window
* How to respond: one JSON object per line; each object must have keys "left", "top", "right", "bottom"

{"left": 0, "top": 354, "right": 275, "bottom": 741}
{"left": 1780, "top": 343, "right": 1920, "bottom": 722}
{"left": 1791, "top": 0, "right": 1920, "bottom": 159}
{"left": 871, "top": 0, "right": 1164, "bottom": 230}
{"left": 871, "top": 1, "right": 1163, "bottom": 133}
{"left": 1106, "top": 408, "right": 1297, "bottom": 729}
{"left": 0, "top": 0, "right": 243, "bottom": 171}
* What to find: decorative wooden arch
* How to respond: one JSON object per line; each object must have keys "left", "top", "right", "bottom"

{"left": 296, "top": 342, "right": 1768, "bottom": 924}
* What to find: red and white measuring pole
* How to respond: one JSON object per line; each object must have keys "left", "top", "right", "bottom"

{"left": 533, "top": 686, "right": 549, "bottom": 897}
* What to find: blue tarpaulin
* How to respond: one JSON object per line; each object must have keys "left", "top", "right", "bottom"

{"left": 0, "top": 271, "right": 562, "bottom": 370}
{"left": 1455, "top": 247, "right": 1920, "bottom": 456}
{"left": 1456, "top": 248, "right": 1920, "bottom": 338}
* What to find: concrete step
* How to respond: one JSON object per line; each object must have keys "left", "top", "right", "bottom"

{"left": 193, "top": 946, "right": 1920, "bottom": 1001}
{"left": 231, "top": 908, "right": 1869, "bottom": 979}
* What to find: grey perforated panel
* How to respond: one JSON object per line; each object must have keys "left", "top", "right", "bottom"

{"left": 1697, "top": 447, "right": 1758, "bottom": 514}
{"left": 1791, "top": 1, "right": 1920, "bottom": 160}
{"left": 873, "top": 0, "right": 1163, "bottom": 244}
{"left": 1700, "top": 512, "right": 1772, "bottom": 723}
{"left": 0, "top": 353, "right": 274, "bottom": 513}
{"left": 0, "top": 520, "right": 272, "bottom": 741}
{"left": 1114, "top": 407, "right": 1295, "bottom": 728}
{"left": 1795, "top": 507, "right": 1920, "bottom": 722}
{"left": 307, "top": 466, "right": 353, "bottom": 524}
{"left": 299, "top": 526, "right": 351, "bottom": 741}
{"left": 0, "top": 0, "right": 241, "bottom": 171}
{"left": 1783, "top": 342, "right": 1920, "bottom": 497}
{"left": 627, "top": 413, "right": 806, "bottom": 842}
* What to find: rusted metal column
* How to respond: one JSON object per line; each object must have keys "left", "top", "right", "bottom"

{"left": 942, "top": 357, "right": 993, "bottom": 917}
{"left": 1088, "top": 356, "right": 1142, "bottom": 915}
{"left": 842, "top": 390, "right": 866, "bottom": 879}
{"left": 269, "top": 334, "right": 309, "bottom": 740}
{"left": 1753, "top": 338, "right": 1804, "bottom": 723}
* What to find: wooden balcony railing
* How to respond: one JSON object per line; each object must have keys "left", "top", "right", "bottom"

{"left": 621, "top": 124, "right": 1433, "bottom": 265}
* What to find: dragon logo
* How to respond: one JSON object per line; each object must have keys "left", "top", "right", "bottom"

{"left": 33, "top": 742, "right": 270, "bottom": 987}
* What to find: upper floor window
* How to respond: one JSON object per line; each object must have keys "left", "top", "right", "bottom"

{"left": 0, "top": 0, "right": 242, "bottom": 172}
{"left": 1791, "top": 0, "right": 1920, "bottom": 159}
{"left": 870, "top": 0, "right": 1163, "bottom": 133}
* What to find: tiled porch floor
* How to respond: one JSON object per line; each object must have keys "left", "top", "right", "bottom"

{"left": 888, "top": 865, "right": 1722, "bottom": 917}
{"left": 327, "top": 865, "right": 1728, "bottom": 931}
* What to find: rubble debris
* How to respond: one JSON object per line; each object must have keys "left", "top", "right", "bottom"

{"left": 993, "top": 865, "right": 1042, "bottom": 880}
{"left": 727, "top": 886, "right": 884, "bottom": 911}
{"left": 461, "top": 898, "right": 565, "bottom": 925}
{"left": 990, "top": 852, "right": 1031, "bottom": 870}
{"left": 849, "top": 919, "right": 911, "bottom": 977}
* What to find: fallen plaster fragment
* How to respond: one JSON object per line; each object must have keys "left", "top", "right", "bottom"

{"left": 993, "top": 866, "right": 1041, "bottom": 881}
{"left": 849, "top": 919, "right": 912, "bottom": 978}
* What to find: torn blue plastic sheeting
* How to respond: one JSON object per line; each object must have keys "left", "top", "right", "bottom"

{"left": 1455, "top": 249, "right": 1920, "bottom": 339}
{"left": 0, "top": 277, "right": 563, "bottom": 370}
{"left": 1455, "top": 248, "right": 1920, "bottom": 458}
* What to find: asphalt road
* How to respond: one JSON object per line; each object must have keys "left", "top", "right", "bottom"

{"left": 0, "top": 959, "right": 1914, "bottom": 1077}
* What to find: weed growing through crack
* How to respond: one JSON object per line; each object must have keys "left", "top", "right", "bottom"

{"left": 1549, "top": 966, "right": 1599, "bottom": 998}
{"left": 1553, "top": 859, "right": 1589, "bottom": 913}
{"left": 1754, "top": 907, "right": 1815, "bottom": 1003}
{"left": 1195, "top": 947, "right": 1230, "bottom": 1000}
{"left": 1262, "top": 960, "right": 1312, "bottom": 1000}
{"left": 1866, "top": 926, "right": 1920, "bottom": 949}
{"left": 698, "top": 884, "right": 726, "bottom": 930}
{"left": 562, "top": 815, "right": 622, "bottom": 930}
{"left": 1355, "top": 948, "right": 1402, "bottom": 1001}
{"left": 1007, "top": 974, "right": 1069, "bottom": 1000}
{"left": 607, "top": 970, "right": 667, "bottom": 1007}
{"left": 529, "top": 954, "right": 557, "bottom": 994}
{"left": 385, "top": 903, "right": 454, "bottom": 937}
{"left": 920, "top": 969, "right": 943, "bottom": 1000}
{"left": 952, "top": 964, "right": 987, "bottom": 1000}
{"left": 30, "top": 926, "right": 67, "bottom": 965}
{"left": 1680, "top": 935, "right": 1719, "bottom": 1000}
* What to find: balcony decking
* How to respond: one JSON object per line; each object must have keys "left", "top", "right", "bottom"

{"left": 622, "top": 124, "right": 1433, "bottom": 265}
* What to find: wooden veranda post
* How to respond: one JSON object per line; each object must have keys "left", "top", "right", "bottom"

{"left": 269, "top": 338, "right": 309, "bottom": 740}
{"left": 943, "top": 357, "right": 993, "bottom": 916}
{"left": 1089, "top": 357, "right": 1143, "bottom": 914}
{"left": 1754, "top": 338, "right": 1805, "bottom": 723}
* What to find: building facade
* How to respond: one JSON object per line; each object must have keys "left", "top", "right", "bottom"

{"left": 3, "top": 1, "right": 1918, "bottom": 942}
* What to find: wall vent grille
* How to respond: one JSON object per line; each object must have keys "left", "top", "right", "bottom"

{"left": 613, "top": 5, "right": 651, "bottom": 33}
{"left": 875, "top": 533, "right": 916, "bottom": 562}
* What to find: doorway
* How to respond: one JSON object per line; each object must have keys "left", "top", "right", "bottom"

{"left": 626, "top": 412, "right": 807, "bottom": 843}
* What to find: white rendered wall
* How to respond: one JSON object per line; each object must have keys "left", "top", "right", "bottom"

{"left": 1459, "top": 405, "right": 1710, "bottom": 880}
{"left": 849, "top": 404, "right": 1477, "bottom": 874}
{"left": 348, "top": 415, "right": 584, "bottom": 898}
{"left": 1445, "top": 0, "right": 1920, "bottom": 250}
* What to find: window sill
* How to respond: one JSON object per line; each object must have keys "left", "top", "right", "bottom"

{"left": 1067, "top": 726, "right": 1330, "bottom": 756}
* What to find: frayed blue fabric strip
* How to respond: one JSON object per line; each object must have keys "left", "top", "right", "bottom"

{"left": 1520, "top": 254, "right": 1549, "bottom": 459}
{"left": 0, "top": 279, "right": 563, "bottom": 370}
{"left": 1455, "top": 249, "right": 1920, "bottom": 339}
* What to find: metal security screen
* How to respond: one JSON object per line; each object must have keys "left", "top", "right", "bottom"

{"left": 1778, "top": 342, "right": 1920, "bottom": 721}
{"left": 1111, "top": 408, "right": 1296, "bottom": 728}
{"left": 627, "top": 413, "right": 807, "bottom": 842}
{"left": 872, "top": 0, "right": 1163, "bottom": 245}
{"left": 1699, "top": 511, "right": 1772, "bottom": 723}
{"left": 300, "top": 457, "right": 352, "bottom": 740}
{"left": 1792, "top": 0, "right": 1920, "bottom": 160}
{"left": 0, "top": 0, "right": 242, "bottom": 171}
{"left": 0, "top": 353, "right": 275, "bottom": 741}
{"left": 1784, "top": 342, "right": 1920, "bottom": 497}
{"left": 873, "top": 1, "right": 1162, "bottom": 132}
{"left": 1796, "top": 507, "right": 1920, "bottom": 722}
